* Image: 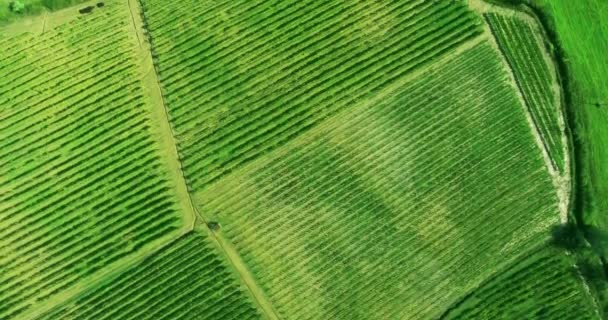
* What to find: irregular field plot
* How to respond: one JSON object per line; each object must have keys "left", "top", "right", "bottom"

{"left": 37, "top": 231, "right": 261, "bottom": 320}
{"left": 195, "top": 44, "right": 560, "bottom": 319}
{"left": 139, "top": 0, "right": 483, "bottom": 191}
{"left": 0, "top": 2, "right": 182, "bottom": 318}
{"left": 486, "top": 13, "right": 566, "bottom": 174}
{"left": 443, "top": 246, "right": 597, "bottom": 319}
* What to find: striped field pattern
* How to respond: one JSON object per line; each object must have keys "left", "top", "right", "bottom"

{"left": 0, "top": 0, "right": 593, "bottom": 319}
{"left": 0, "top": 2, "right": 183, "bottom": 318}
{"left": 139, "top": 0, "right": 484, "bottom": 191}
{"left": 442, "top": 246, "right": 598, "bottom": 319}
{"left": 194, "top": 44, "right": 561, "bottom": 319}
{"left": 486, "top": 13, "right": 566, "bottom": 174}
{"left": 37, "top": 231, "right": 261, "bottom": 320}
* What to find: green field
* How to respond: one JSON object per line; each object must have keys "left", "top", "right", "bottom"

{"left": 0, "top": 2, "right": 188, "bottom": 319}
{"left": 0, "top": 0, "right": 604, "bottom": 318}
{"left": 486, "top": 13, "right": 567, "bottom": 175}
{"left": 37, "top": 231, "right": 260, "bottom": 320}
{"left": 442, "top": 245, "right": 598, "bottom": 319}
{"left": 195, "top": 43, "right": 562, "bottom": 319}
{"left": 140, "top": 0, "right": 483, "bottom": 191}
{"left": 532, "top": 0, "right": 608, "bottom": 249}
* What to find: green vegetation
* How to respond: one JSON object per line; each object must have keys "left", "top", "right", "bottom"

{"left": 0, "top": 0, "right": 603, "bottom": 318}
{"left": 139, "top": 0, "right": 483, "bottom": 192}
{"left": 9, "top": 1, "right": 25, "bottom": 13}
{"left": 442, "top": 245, "right": 597, "bottom": 319}
{"left": 192, "top": 43, "right": 560, "bottom": 319}
{"left": 37, "top": 231, "right": 261, "bottom": 320}
{"left": 485, "top": 13, "right": 566, "bottom": 174}
{"left": 0, "top": 3, "right": 183, "bottom": 319}
{"left": 0, "top": 0, "right": 88, "bottom": 24}
{"left": 530, "top": 0, "right": 608, "bottom": 254}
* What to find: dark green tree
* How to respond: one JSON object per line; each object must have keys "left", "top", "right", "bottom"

{"left": 550, "top": 223, "right": 584, "bottom": 251}
{"left": 9, "top": 0, "right": 25, "bottom": 13}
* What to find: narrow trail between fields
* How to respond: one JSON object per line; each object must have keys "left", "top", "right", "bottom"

{"left": 127, "top": 1, "right": 281, "bottom": 319}
{"left": 126, "top": 0, "right": 196, "bottom": 232}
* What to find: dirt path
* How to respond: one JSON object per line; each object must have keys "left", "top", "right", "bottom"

{"left": 127, "top": 0, "right": 280, "bottom": 318}
{"left": 468, "top": 0, "right": 570, "bottom": 224}
{"left": 127, "top": 0, "right": 196, "bottom": 232}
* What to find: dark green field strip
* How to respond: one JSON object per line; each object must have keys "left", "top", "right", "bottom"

{"left": 442, "top": 246, "right": 598, "bottom": 319}
{"left": 194, "top": 44, "right": 559, "bottom": 319}
{"left": 36, "top": 231, "right": 261, "bottom": 320}
{"left": 0, "top": 1, "right": 183, "bottom": 318}
{"left": 485, "top": 13, "right": 566, "bottom": 174}
{"left": 139, "top": 0, "right": 482, "bottom": 191}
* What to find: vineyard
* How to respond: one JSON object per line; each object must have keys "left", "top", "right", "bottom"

{"left": 442, "top": 246, "right": 598, "bottom": 319}
{"left": 194, "top": 43, "right": 561, "bottom": 319}
{"left": 0, "top": 0, "right": 601, "bottom": 319}
{"left": 485, "top": 13, "right": 567, "bottom": 175}
{"left": 0, "top": 2, "right": 184, "bottom": 319}
{"left": 37, "top": 231, "right": 261, "bottom": 320}
{"left": 139, "top": 0, "right": 484, "bottom": 191}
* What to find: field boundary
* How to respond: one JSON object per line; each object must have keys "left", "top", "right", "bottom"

{"left": 132, "top": 0, "right": 281, "bottom": 318}
{"left": 126, "top": 0, "right": 196, "bottom": 232}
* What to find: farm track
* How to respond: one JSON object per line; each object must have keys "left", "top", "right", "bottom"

{"left": 0, "top": 1, "right": 189, "bottom": 318}
{"left": 131, "top": 0, "right": 279, "bottom": 318}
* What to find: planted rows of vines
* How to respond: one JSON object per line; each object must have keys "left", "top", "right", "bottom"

{"left": 37, "top": 231, "right": 261, "bottom": 320}
{"left": 442, "top": 246, "right": 598, "bottom": 319}
{"left": 195, "top": 44, "right": 561, "bottom": 319}
{"left": 485, "top": 13, "right": 566, "bottom": 174}
{"left": 138, "top": 0, "right": 484, "bottom": 192}
{"left": 0, "top": 2, "right": 183, "bottom": 318}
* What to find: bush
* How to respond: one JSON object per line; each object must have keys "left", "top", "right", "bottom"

{"left": 9, "top": 0, "right": 25, "bottom": 13}
{"left": 550, "top": 223, "right": 584, "bottom": 250}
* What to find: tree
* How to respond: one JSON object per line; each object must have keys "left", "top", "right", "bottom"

{"left": 9, "top": 0, "right": 25, "bottom": 13}
{"left": 550, "top": 223, "right": 584, "bottom": 251}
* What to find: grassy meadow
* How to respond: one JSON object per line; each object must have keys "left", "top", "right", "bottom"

{"left": 533, "top": 0, "right": 608, "bottom": 249}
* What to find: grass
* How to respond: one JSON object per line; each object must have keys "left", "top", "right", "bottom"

{"left": 531, "top": 0, "right": 608, "bottom": 252}
{"left": 0, "top": 0, "right": 88, "bottom": 25}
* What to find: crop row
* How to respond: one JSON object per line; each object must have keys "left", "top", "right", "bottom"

{"left": 0, "top": 1, "right": 182, "bottom": 318}
{"left": 443, "top": 247, "right": 598, "bottom": 319}
{"left": 485, "top": 13, "right": 566, "bottom": 174}
{"left": 194, "top": 44, "right": 560, "bottom": 319}
{"left": 37, "top": 232, "right": 261, "bottom": 320}
{"left": 139, "top": 0, "right": 483, "bottom": 191}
